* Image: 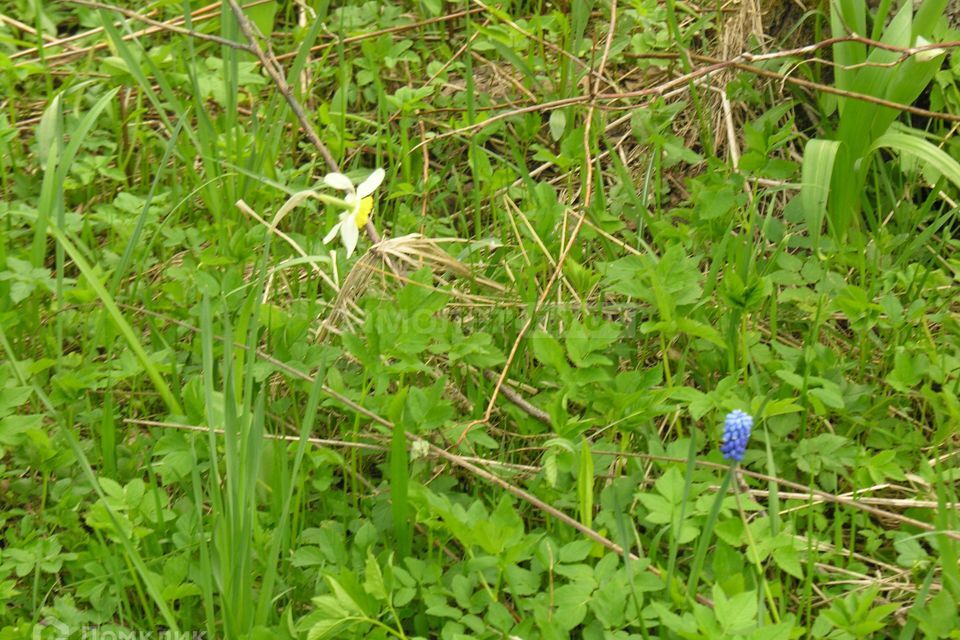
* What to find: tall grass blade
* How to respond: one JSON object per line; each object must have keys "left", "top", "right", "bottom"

{"left": 687, "top": 467, "right": 733, "bottom": 602}
{"left": 46, "top": 225, "right": 182, "bottom": 414}
{"left": 255, "top": 367, "right": 328, "bottom": 625}
{"left": 388, "top": 389, "right": 412, "bottom": 559}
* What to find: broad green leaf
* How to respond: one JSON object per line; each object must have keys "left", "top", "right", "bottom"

{"left": 243, "top": 0, "right": 277, "bottom": 36}
{"left": 532, "top": 331, "right": 569, "bottom": 372}
{"left": 762, "top": 398, "right": 803, "bottom": 417}
{"left": 363, "top": 553, "right": 387, "bottom": 601}
{"left": 713, "top": 586, "right": 758, "bottom": 633}
{"left": 676, "top": 317, "right": 726, "bottom": 348}
{"left": 326, "top": 577, "right": 364, "bottom": 617}
{"left": 549, "top": 110, "right": 566, "bottom": 141}
{"left": 773, "top": 545, "right": 804, "bottom": 579}
{"left": 307, "top": 616, "right": 357, "bottom": 640}
{"left": 801, "top": 138, "right": 840, "bottom": 249}
{"left": 552, "top": 582, "right": 594, "bottom": 630}
{"left": 830, "top": 0, "right": 867, "bottom": 95}
{"left": 809, "top": 385, "right": 844, "bottom": 410}
{"left": 872, "top": 128, "right": 960, "bottom": 191}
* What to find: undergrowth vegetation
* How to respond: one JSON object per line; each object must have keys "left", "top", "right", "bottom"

{"left": 1, "top": 0, "right": 959, "bottom": 638}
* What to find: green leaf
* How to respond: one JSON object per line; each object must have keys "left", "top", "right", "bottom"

{"left": 601, "top": 245, "right": 701, "bottom": 314}
{"left": 549, "top": 110, "right": 566, "bottom": 141}
{"left": 565, "top": 318, "right": 618, "bottom": 368}
{"left": 654, "top": 466, "right": 686, "bottom": 505}
{"left": 713, "top": 586, "right": 758, "bottom": 634}
{"left": 761, "top": 398, "right": 803, "bottom": 418}
{"left": 559, "top": 539, "right": 594, "bottom": 564}
{"left": 325, "top": 577, "right": 365, "bottom": 617}
{"left": 886, "top": 347, "right": 923, "bottom": 391}
{"left": 808, "top": 386, "right": 844, "bottom": 410}
{"left": 307, "top": 616, "right": 357, "bottom": 640}
{"left": 552, "top": 582, "right": 594, "bottom": 630}
{"left": 775, "top": 369, "right": 805, "bottom": 390}
{"left": 772, "top": 545, "right": 804, "bottom": 579}
{"left": 590, "top": 576, "right": 629, "bottom": 627}
{"left": 389, "top": 389, "right": 411, "bottom": 558}
{"left": 801, "top": 138, "right": 840, "bottom": 249}
{"left": 675, "top": 317, "right": 726, "bottom": 348}
{"left": 363, "top": 553, "right": 387, "bottom": 601}
{"left": 872, "top": 127, "right": 960, "bottom": 191}
{"left": 243, "top": 0, "right": 277, "bottom": 36}
{"left": 35, "top": 93, "right": 62, "bottom": 168}
{"left": 793, "top": 434, "right": 856, "bottom": 474}
{"left": 910, "top": 589, "right": 959, "bottom": 637}
{"left": 746, "top": 619, "right": 797, "bottom": 640}
{"left": 532, "top": 331, "right": 569, "bottom": 372}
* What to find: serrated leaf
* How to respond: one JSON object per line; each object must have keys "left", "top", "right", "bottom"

{"left": 773, "top": 545, "right": 804, "bottom": 579}
{"left": 531, "top": 331, "right": 569, "bottom": 372}
{"left": 326, "top": 577, "right": 363, "bottom": 616}
{"left": 761, "top": 398, "right": 803, "bottom": 417}
{"left": 363, "top": 553, "right": 387, "bottom": 601}
{"left": 308, "top": 617, "right": 356, "bottom": 640}
{"left": 809, "top": 386, "right": 844, "bottom": 409}
{"left": 714, "top": 587, "right": 758, "bottom": 633}
{"left": 675, "top": 317, "right": 726, "bottom": 348}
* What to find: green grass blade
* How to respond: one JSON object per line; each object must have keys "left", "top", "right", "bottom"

{"left": 108, "top": 114, "right": 187, "bottom": 294}
{"left": 30, "top": 95, "right": 61, "bottom": 268}
{"left": 255, "top": 367, "right": 327, "bottom": 625}
{"left": 389, "top": 389, "right": 412, "bottom": 559}
{"left": 687, "top": 467, "right": 734, "bottom": 602}
{"left": 46, "top": 225, "right": 182, "bottom": 414}
{"left": 57, "top": 87, "right": 120, "bottom": 182}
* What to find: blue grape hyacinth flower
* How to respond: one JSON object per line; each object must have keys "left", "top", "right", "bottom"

{"left": 720, "top": 409, "right": 753, "bottom": 463}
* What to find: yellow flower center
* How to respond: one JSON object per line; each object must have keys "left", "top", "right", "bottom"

{"left": 355, "top": 196, "right": 374, "bottom": 228}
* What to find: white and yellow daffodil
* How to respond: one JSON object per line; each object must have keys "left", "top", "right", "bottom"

{"left": 322, "top": 168, "right": 385, "bottom": 258}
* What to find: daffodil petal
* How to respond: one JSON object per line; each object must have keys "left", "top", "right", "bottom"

{"left": 356, "top": 168, "right": 385, "bottom": 198}
{"left": 323, "top": 222, "right": 342, "bottom": 245}
{"left": 341, "top": 217, "right": 359, "bottom": 257}
{"left": 324, "top": 172, "right": 354, "bottom": 191}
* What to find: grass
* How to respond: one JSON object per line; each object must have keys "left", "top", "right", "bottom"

{"left": 1, "top": 1, "right": 960, "bottom": 638}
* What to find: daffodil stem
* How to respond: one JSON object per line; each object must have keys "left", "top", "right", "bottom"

{"left": 312, "top": 193, "right": 352, "bottom": 210}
